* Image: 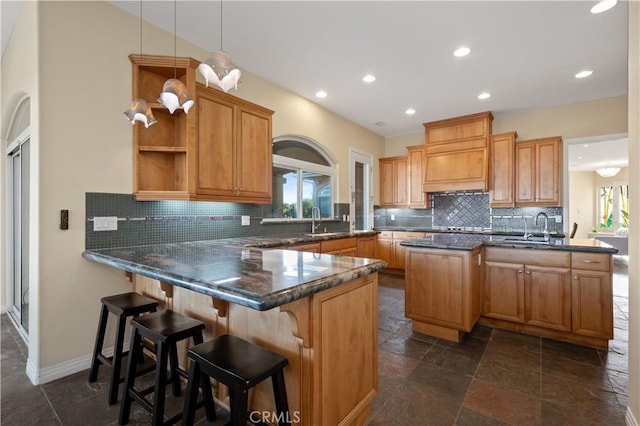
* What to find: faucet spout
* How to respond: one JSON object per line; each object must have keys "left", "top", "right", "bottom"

{"left": 535, "top": 212, "right": 550, "bottom": 241}
{"left": 311, "top": 206, "right": 321, "bottom": 234}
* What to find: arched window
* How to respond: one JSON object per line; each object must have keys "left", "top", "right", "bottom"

{"left": 270, "top": 136, "right": 335, "bottom": 219}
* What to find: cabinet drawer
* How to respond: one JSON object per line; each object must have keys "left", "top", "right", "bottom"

{"left": 485, "top": 247, "right": 570, "bottom": 268}
{"left": 393, "top": 231, "right": 425, "bottom": 239}
{"left": 377, "top": 231, "right": 394, "bottom": 239}
{"left": 572, "top": 253, "right": 611, "bottom": 272}
{"left": 321, "top": 237, "right": 357, "bottom": 253}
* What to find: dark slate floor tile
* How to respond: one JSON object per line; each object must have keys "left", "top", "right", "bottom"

{"left": 541, "top": 398, "right": 625, "bottom": 426}
{"left": 541, "top": 337, "right": 603, "bottom": 366}
{"left": 368, "top": 380, "right": 461, "bottom": 426}
{"left": 542, "top": 353, "right": 613, "bottom": 391}
{"left": 455, "top": 407, "right": 510, "bottom": 426}
{"left": 483, "top": 340, "right": 541, "bottom": 373}
{"left": 407, "top": 361, "right": 473, "bottom": 404}
{"left": 1, "top": 384, "right": 60, "bottom": 425}
{"left": 541, "top": 372, "right": 620, "bottom": 410}
{"left": 490, "top": 328, "right": 541, "bottom": 352}
{"left": 378, "top": 348, "right": 420, "bottom": 380}
{"left": 475, "top": 351, "right": 541, "bottom": 397}
{"left": 462, "top": 379, "right": 541, "bottom": 425}
{"left": 379, "top": 333, "right": 433, "bottom": 360}
{"left": 607, "top": 369, "right": 628, "bottom": 395}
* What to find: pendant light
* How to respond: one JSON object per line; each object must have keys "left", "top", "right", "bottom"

{"left": 198, "top": 0, "right": 241, "bottom": 93}
{"left": 124, "top": 0, "right": 157, "bottom": 128}
{"left": 158, "top": 0, "right": 194, "bottom": 114}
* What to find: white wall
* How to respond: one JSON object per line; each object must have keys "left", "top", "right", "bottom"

{"left": 626, "top": 3, "right": 639, "bottom": 424}
{"left": 568, "top": 172, "right": 595, "bottom": 239}
{"left": 1, "top": 1, "right": 385, "bottom": 377}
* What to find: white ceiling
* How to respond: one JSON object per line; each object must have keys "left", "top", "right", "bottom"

{"left": 2, "top": 1, "right": 629, "bottom": 170}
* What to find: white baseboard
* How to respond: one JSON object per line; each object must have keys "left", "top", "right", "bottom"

{"left": 0, "top": 304, "right": 9, "bottom": 314}
{"left": 628, "top": 407, "right": 639, "bottom": 426}
{"left": 29, "top": 344, "right": 124, "bottom": 385}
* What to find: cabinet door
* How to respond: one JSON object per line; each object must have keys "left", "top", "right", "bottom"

{"left": 407, "top": 146, "right": 428, "bottom": 208}
{"left": 483, "top": 260, "right": 525, "bottom": 323}
{"left": 489, "top": 132, "right": 516, "bottom": 207}
{"left": 405, "top": 248, "right": 468, "bottom": 330}
{"left": 394, "top": 241, "right": 407, "bottom": 270}
{"left": 515, "top": 142, "right": 535, "bottom": 204}
{"left": 356, "top": 237, "right": 376, "bottom": 258}
{"left": 196, "top": 91, "right": 236, "bottom": 197}
{"left": 375, "top": 239, "right": 394, "bottom": 268}
{"left": 379, "top": 157, "right": 408, "bottom": 207}
{"left": 535, "top": 137, "right": 561, "bottom": 205}
{"left": 571, "top": 270, "right": 613, "bottom": 339}
{"left": 236, "top": 107, "right": 272, "bottom": 202}
{"left": 524, "top": 265, "right": 571, "bottom": 331}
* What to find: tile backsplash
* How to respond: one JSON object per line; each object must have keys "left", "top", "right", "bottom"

{"left": 374, "top": 191, "right": 563, "bottom": 234}
{"left": 85, "top": 193, "right": 349, "bottom": 249}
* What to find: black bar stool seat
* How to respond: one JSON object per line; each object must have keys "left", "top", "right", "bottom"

{"left": 119, "top": 310, "right": 215, "bottom": 426}
{"left": 89, "top": 292, "right": 159, "bottom": 405}
{"left": 183, "top": 334, "right": 290, "bottom": 426}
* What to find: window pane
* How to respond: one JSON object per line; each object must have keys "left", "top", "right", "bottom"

{"left": 271, "top": 167, "right": 298, "bottom": 218}
{"left": 302, "top": 171, "right": 332, "bottom": 218}
{"left": 598, "top": 186, "right": 614, "bottom": 230}
{"left": 619, "top": 184, "right": 629, "bottom": 228}
{"left": 273, "top": 140, "right": 330, "bottom": 166}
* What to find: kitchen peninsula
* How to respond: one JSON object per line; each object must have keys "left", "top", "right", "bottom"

{"left": 83, "top": 238, "right": 386, "bottom": 426}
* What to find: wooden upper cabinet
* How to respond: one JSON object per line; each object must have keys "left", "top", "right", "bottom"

{"left": 130, "top": 55, "right": 273, "bottom": 203}
{"left": 130, "top": 54, "right": 199, "bottom": 200}
{"left": 407, "top": 145, "right": 430, "bottom": 208}
{"left": 515, "top": 136, "right": 562, "bottom": 206}
{"left": 195, "top": 83, "right": 274, "bottom": 203}
{"left": 489, "top": 132, "right": 517, "bottom": 207}
{"left": 379, "top": 156, "right": 408, "bottom": 207}
{"left": 423, "top": 111, "right": 493, "bottom": 193}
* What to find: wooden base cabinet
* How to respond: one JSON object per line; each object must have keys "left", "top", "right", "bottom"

{"left": 405, "top": 247, "right": 482, "bottom": 341}
{"left": 376, "top": 232, "right": 427, "bottom": 271}
{"left": 356, "top": 236, "right": 377, "bottom": 258}
{"left": 571, "top": 253, "right": 614, "bottom": 340}
{"left": 481, "top": 248, "right": 613, "bottom": 349}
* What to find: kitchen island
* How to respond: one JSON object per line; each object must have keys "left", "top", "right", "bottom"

{"left": 401, "top": 234, "right": 618, "bottom": 348}
{"left": 83, "top": 240, "right": 386, "bottom": 426}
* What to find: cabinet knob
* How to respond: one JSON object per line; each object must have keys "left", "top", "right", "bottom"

{"left": 581, "top": 259, "right": 600, "bottom": 264}
{"left": 518, "top": 269, "right": 523, "bottom": 274}
{"left": 573, "top": 275, "right": 579, "bottom": 280}
{"left": 525, "top": 271, "right": 531, "bottom": 275}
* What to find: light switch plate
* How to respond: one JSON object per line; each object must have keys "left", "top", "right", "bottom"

{"left": 93, "top": 216, "right": 118, "bottom": 231}
{"left": 241, "top": 215, "right": 250, "bottom": 226}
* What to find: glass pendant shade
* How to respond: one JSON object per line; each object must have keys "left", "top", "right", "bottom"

{"left": 158, "top": 78, "right": 194, "bottom": 114}
{"left": 198, "top": 50, "right": 241, "bottom": 93}
{"left": 124, "top": 98, "right": 157, "bottom": 128}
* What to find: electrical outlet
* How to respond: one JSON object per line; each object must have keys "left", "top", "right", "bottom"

{"left": 241, "top": 215, "right": 250, "bottom": 226}
{"left": 390, "top": 214, "right": 396, "bottom": 221}
{"left": 556, "top": 215, "right": 563, "bottom": 223}
{"left": 93, "top": 216, "right": 118, "bottom": 231}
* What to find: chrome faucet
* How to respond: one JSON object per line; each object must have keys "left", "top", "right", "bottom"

{"left": 311, "top": 206, "right": 321, "bottom": 234}
{"left": 535, "top": 212, "right": 550, "bottom": 241}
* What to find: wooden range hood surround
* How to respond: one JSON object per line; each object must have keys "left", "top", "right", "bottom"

{"left": 422, "top": 111, "right": 494, "bottom": 193}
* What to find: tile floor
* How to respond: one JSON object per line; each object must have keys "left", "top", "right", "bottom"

{"left": 0, "top": 258, "right": 629, "bottom": 425}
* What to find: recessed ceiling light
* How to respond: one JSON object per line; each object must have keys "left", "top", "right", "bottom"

{"left": 362, "top": 74, "right": 376, "bottom": 83}
{"left": 477, "top": 92, "right": 491, "bottom": 100}
{"left": 453, "top": 47, "right": 471, "bottom": 57}
{"left": 575, "top": 70, "right": 594, "bottom": 79}
{"left": 578, "top": 156, "right": 584, "bottom": 159}
{"left": 405, "top": 108, "right": 416, "bottom": 115}
{"left": 591, "top": 0, "right": 617, "bottom": 14}
{"left": 583, "top": 144, "right": 590, "bottom": 147}
{"left": 315, "top": 90, "right": 327, "bottom": 98}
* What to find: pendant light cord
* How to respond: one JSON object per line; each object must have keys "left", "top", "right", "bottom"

{"left": 220, "top": 0, "right": 223, "bottom": 50}
{"left": 173, "top": 0, "right": 177, "bottom": 78}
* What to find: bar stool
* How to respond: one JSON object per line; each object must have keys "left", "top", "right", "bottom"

{"left": 119, "top": 310, "right": 216, "bottom": 426}
{"left": 183, "top": 334, "right": 290, "bottom": 426}
{"left": 88, "top": 292, "right": 159, "bottom": 405}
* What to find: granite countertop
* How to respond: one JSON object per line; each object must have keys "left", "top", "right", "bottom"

{"left": 83, "top": 237, "right": 386, "bottom": 311}
{"left": 400, "top": 234, "right": 618, "bottom": 253}
{"left": 222, "top": 230, "right": 378, "bottom": 249}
